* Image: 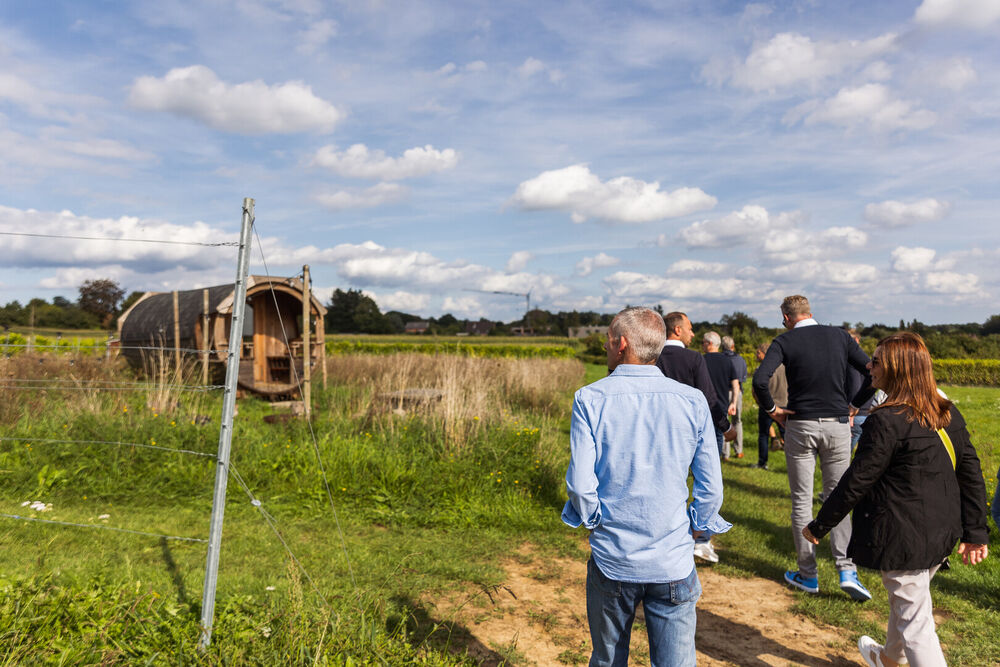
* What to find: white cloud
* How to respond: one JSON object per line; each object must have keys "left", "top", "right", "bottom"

{"left": 603, "top": 272, "right": 747, "bottom": 301}
{"left": 704, "top": 32, "right": 897, "bottom": 92}
{"left": 364, "top": 290, "right": 430, "bottom": 313}
{"left": 465, "top": 60, "right": 488, "bottom": 73}
{"left": 0, "top": 205, "right": 225, "bottom": 271}
{"left": 516, "top": 57, "right": 564, "bottom": 83}
{"left": 512, "top": 164, "right": 716, "bottom": 224}
{"left": 667, "top": 260, "right": 731, "bottom": 275}
{"left": 441, "top": 296, "right": 483, "bottom": 317}
{"left": 864, "top": 198, "right": 951, "bottom": 227}
{"left": 891, "top": 246, "right": 937, "bottom": 272}
{"left": 678, "top": 205, "right": 799, "bottom": 247}
{"left": 769, "top": 261, "right": 879, "bottom": 286}
{"left": 129, "top": 65, "right": 343, "bottom": 134}
{"left": 923, "top": 271, "right": 980, "bottom": 294}
{"left": 786, "top": 84, "right": 936, "bottom": 132}
{"left": 575, "top": 252, "right": 620, "bottom": 276}
{"left": 311, "top": 143, "right": 458, "bottom": 180}
{"left": 313, "top": 183, "right": 407, "bottom": 210}
{"left": 921, "top": 57, "right": 977, "bottom": 91}
{"left": 914, "top": 0, "right": 1000, "bottom": 28}
{"left": 506, "top": 250, "right": 534, "bottom": 272}
{"left": 297, "top": 19, "right": 338, "bottom": 54}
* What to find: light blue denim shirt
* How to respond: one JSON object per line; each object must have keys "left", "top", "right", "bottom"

{"left": 562, "top": 364, "right": 732, "bottom": 583}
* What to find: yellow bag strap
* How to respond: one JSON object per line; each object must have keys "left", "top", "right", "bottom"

{"left": 937, "top": 428, "right": 956, "bottom": 470}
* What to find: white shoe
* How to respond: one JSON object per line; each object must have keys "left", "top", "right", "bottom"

{"left": 693, "top": 541, "right": 719, "bottom": 563}
{"left": 858, "top": 635, "right": 886, "bottom": 667}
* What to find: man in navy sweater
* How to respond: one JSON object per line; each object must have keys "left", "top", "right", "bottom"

{"left": 657, "top": 312, "right": 735, "bottom": 564}
{"left": 752, "top": 295, "right": 873, "bottom": 602}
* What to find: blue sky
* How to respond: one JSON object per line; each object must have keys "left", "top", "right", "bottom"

{"left": 1, "top": 0, "right": 998, "bottom": 326}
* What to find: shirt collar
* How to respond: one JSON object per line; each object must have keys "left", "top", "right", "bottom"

{"left": 663, "top": 339, "right": 685, "bottom": 348}
{"left": 794, "top": 318, "right": 818, "bottom": 328}
{"left": 611, "top": 364, "right": 664, "bottom": 376}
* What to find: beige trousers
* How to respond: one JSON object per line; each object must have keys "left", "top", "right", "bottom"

{"left": 880, "top": 565, "right": 946, "bottom": 666}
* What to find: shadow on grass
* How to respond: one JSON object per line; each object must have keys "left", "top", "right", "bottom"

{"left": 160, "top": 536, "right": 192, "bottom": 607}
{"left": 696, "top": 608, "right": 858, "bottom": 666}
{"left": 390, "top": 594, "right": 505, "bottom": 666}
{"left": 723, "top": 475, "right": 791, "bottom": 500}
{"left": 934, "top": 569, "right": 1000, "bottom": 613}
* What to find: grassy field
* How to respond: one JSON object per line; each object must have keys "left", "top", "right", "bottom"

{"left": 0, "top": 354, "right": 997, "bottom": 664}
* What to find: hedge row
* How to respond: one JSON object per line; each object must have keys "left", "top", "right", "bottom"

{"left": 931, "top": 359, "right": 1000, "bottom": 387}
{"left": 1, "top": 333, "right": 106, "bottom": 355}
{"left": 746, "top": 356, "right": 1000, "bottom": 387}
{"left": 325, "top": 339, "right": 578, "bottom": 359}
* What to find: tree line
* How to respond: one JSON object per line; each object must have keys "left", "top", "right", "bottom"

{"left": 6, "top": 281, "right": 1000, "bottom": 359}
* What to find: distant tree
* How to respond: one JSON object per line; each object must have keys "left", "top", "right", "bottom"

{"left": 720, "top": 311, "right": 759, "bottom": 333}
{"left": 78, "top": 279, "right": 125, "bottom": 329}
{"left": 52, "top": 296, "right": 73, "bottom": 309}
{"left": 983, "top": 314, "right": 1000, "bottom": 336}
{"left": 326, "top": 288, "right": 391, "bottom": 334}
{"left": 121, "top": 290, "right": 145, "bottom": 313}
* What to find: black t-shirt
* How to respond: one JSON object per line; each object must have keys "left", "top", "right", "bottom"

{"left": 703, "top": 351, "right": 736, "bottom": 411}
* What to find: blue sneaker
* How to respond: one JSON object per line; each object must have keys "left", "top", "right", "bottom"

{"left": 784, "top": 570, "right": 819, "bottom": 594}
{"left": 839, "top": 570, "right": 872, "bottom": 602}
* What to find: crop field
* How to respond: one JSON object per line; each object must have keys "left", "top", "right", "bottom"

{"left": 0, "top": 351, "right": 998, "bottom": 665}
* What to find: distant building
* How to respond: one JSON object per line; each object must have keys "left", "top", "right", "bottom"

{"left": 568, "top": 325, "right": 606, "bottom": 338}
{"left": 404, "top": 321, "right": 430, "bottom": 334}
{"left": 465, "top": 320, "right": 494, "bottom": 336}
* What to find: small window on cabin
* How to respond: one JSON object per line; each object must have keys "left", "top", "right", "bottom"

{"left": 242, "top": 303, "right": 254, "bottom": 340}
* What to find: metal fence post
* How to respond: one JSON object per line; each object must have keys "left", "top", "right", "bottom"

{"left": 199, "top": 198, "right": 254, "bottom": 649}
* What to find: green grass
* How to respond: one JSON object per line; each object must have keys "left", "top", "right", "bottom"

{"left": 711, "top": 381, "right": 1000, "bottom": 666}
{"left": 1, "top": 358, "right": 997, "bottom": 664}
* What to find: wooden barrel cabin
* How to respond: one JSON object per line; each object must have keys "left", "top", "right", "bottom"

{"left": 116, "top": 275, "right": 326, "bottom": 397}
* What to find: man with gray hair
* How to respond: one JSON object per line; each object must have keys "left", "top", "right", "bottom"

{"left": 752, "top": 295, "right": 873, "bottom": 602}
{"left": 702, "top": 331, "right": 739, "bottom": 460}
{"left": 721, "top": 335, "right": 748, "bottom": 457}
{"left": 563, "top": 306, "right": 731, "bottom": 666}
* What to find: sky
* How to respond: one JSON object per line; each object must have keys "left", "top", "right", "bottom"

{"left": 1, "top": 0, "right": 998, "bottom": 327}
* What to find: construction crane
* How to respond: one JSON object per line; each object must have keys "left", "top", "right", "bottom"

{"left": 463, "top": 288, "right": 533, "bottom": 334}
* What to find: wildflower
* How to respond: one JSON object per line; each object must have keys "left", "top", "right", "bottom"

{"left": 261, "top": 626, "right": 272, "bottom": 638}
{"left": 265, "top": 586, "right": 276, "bottom": 591}
{"left": 153, "top": 413, "right": 158, "bottom": 418}
{"left": 473, "top": 416, "right": 480, "bottom": 421}
{"left": 98, "top": 514, "right": 110, "bottom": 520}
{"left": 170, "top": 421, "right": 176, "bottom": 427}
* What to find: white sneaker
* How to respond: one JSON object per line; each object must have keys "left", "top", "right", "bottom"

{"left": 858, "top": 635, "right": 886, "bottom": 667}
{"left": 693, "top": 541, "right": 719, "bottom": 563}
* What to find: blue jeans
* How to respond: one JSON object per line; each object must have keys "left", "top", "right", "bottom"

{"left": 714, "top": 427, "right": 725, "bottom": 457}
{"left": 586, "top": 559, "right": 701, "bottom": 667}
{"left": 850, "top": 414, "right": 867, "bottom": 451}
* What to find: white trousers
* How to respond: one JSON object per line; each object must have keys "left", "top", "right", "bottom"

{"left": 881, "top": 565, "right": 946, "bottom": 666}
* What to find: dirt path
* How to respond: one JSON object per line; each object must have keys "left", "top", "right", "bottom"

{"left": 431, "top": 545, "right": 864, "bottom": 666}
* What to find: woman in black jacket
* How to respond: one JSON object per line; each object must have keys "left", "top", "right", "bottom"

{"left": 803, "top": 332, "right": 989, "bottom": 667}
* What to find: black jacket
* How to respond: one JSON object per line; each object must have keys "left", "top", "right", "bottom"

{"left": 808, "top": 404, "right": 989, "bottom": 571}
{"left": 655, "top": 345, "right": 731, "bottom": 432}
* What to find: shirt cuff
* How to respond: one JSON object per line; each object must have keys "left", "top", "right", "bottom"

{"left": 562, "top": 500, "right": 602, "bottom": 529}
{"left": 688, "top": 505, "right": 733, "bottom": 536}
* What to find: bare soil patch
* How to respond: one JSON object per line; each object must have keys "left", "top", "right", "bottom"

{"left": 430, "top": 545, "right": 864, "bottom": 666}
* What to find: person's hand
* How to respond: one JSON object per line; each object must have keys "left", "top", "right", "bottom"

{"left": 728, "top": 403, "right": 737, "bottom": 416}
{"left": 723, "top": 425, "right": 738, "bottom": 442}
{"left": 958, "top": 542, "right": 988, "bottom": 565}
{"left": 691, "top": 529, "right": 705, "bottom": 540}
{"left": 771, "top": 406, "right": 794, "bottom": 426}
{"left": 849, "top": 414, "right": 855, "bottom": 428}
{"left": 849, "top": 405, "right": 859, "bottom": 419}
{"left": 801, "top": 526, "right": 820, "bottom": 545}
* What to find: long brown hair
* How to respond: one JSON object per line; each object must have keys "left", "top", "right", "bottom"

{"left": 871, "top": 332, "right": 952, "bottom": 430}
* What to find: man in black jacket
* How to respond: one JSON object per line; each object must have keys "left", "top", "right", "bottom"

{"left": 752, "top": 295, "right": 872, "bottom": 602}
{"left": 656, "top": 312, "right": 735, "bottom": 564}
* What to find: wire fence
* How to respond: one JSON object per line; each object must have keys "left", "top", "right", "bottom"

{"left": 0, "top": 206, "right": 352, "bottom": 650}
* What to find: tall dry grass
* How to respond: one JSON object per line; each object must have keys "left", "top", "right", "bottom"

{"left": 323, "top": 353, "right": 584, "bottom": 448}
{"left": 0, "top": 353, "right": 128, "bottom": 425}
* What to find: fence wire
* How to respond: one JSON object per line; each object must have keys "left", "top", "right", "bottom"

{"left": 0, "top": 230, "right": 238, "bottom": 247}
{"left": 0, "top": 437, "right": 217, "bottom": 459}
{"left": 252, "top": 226, "right": 358, "bottom": 591}
{"left": 0, "top": 513, "right": 208, "bottom": 543}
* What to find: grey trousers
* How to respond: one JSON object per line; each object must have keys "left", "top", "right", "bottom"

{"left": 881, "top": 566, "right": 946, "bottom": 666}
{"left": 784, "top": 419, "right": 855, "bottom": 577}
{"left": 724, "top": 390, "right": 744, "bottom": 457}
